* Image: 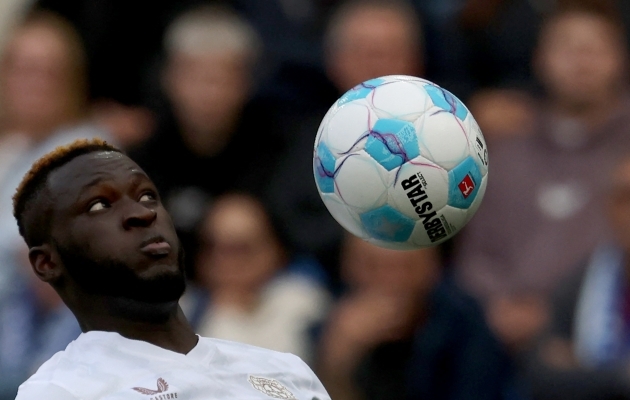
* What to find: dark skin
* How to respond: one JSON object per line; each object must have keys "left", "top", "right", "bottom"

{"left": 26, "top": 151, "right": 198, "bottom": 354}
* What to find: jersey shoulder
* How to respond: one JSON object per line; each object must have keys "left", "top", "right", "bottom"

{"left": 16, "top": 350, "right": 79, "bottom": 399}
{"left": 203, "top": 336, "right": 307, "bottom": 367}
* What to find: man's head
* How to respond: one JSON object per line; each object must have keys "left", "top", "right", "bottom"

{"left": 324, "top": 0, "right": 424, "bottom": 92}
{"left": 196, "top": 193, "right": 287, "bottom": 296}
{"left": 13, "top": 138, "right": 185, "bottom": 312}
{"left": 534, "top": 4, "right": 627, "bottom": 111}
{"left": 0, "top": 10, "right": 87, "bottom": 139}
{"left": 162, "top": 5, "right": 261, "bottom": 155}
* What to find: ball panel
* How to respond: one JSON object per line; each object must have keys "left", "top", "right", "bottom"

{"left": 315, "top": 102, "right": 338, "bottom": 145}
{"left": 334, "top": 152, "right": 388, "bottom": 212}
{"left": 364, "top": 119, "right": 420, "bottom": 171}
{"left": 324, "top": 101, "right": 375, "bottom": 154}
{"left": 447, "top": 156, "right": 483, "bottom": 209}
{"left": 337, "top": 77, "right": 386, "bottom": 106}
{"left": 415, "top": 111, "right": 469, "bottom": 170}
{"left": 359, "top": 205, "right": 415, "bottom": 243}
{"left": 408, "top": 210, "right": 451, "bottom": 248}
{"left": 439, "top": 205, "right": 469, "bottom": 236}
{"left": 423, "top": 84, "right": 469, "bottom": 121}
{"left": 388, "top": 157, "right": 449, "bottom": 220}
{"left": 313, "top": 142, "right": 336, "bottom": 194}
{"left": 466, "top": 116, "right": 489, "bottom": 177}
{"left": 369, "top": 80, "right": 429, "bottom": 121}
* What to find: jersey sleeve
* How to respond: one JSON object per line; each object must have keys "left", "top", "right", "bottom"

{"left": 15, "top": 382, "right": 79, "bottom": 400}
{"left": 286, "top": 354, "right": 331, "bottom": 400}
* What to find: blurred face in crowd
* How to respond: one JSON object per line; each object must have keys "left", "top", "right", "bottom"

{"left": 164, "top": 48, "right": 251, "bottom": 155}
{"left": 1, "top": 18, "right": 85, "bottom": 138}
{"left": 536, "top": 11, "right": 626, "bottom": 110}
{"left": 326, "top": 6, "right": 423, "bottom": 92}
{"left": 609, "top": 158, "right": 630, "bottom": 256}
{"left": 196, "top": 194, "right": 285, "bottom": 296}
{"left": 341, "top": 235, "right": 439, "bottom": 298}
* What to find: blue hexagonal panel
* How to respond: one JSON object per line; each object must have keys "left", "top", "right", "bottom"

{"left": 360, "top": 205, "right": 415, "bottom": 242}
{"left": 337, "top": 78, "right": 386, "bottom": 106}
{"left": 364, "top": 119, "right": 420, "bottom": 171}
{"left": 447, "top": 156, "right": 482, "bottom": 209}
{"left": 313, "top": 142, "right": 336, "bottom": 193}
{"left": 424, "top": 84, "right": 468, "bottom": 121}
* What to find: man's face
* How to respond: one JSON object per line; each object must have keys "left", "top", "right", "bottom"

{"left": 197, "top": 195, "right": 283, "bottom": 293}
{"left": 164, "top": 50, "right": 250, "bottom": 139}
{"left": 326, "top": 8, "right": 422, "bottom": 92}
{"left": 609, "top": 160, "right": 630, "bottom": 254}
{"left": 536, "top": 13, "right": 625, "bottom": 109}
{"left": 45, "top": 151, "right": 185, "bottom": 303}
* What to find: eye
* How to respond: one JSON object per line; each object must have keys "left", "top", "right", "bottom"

{"left": 88, "top": 200, "right": 109, "bottom": 212}
{"left": 139, "top": 192, "right": 156, "bottom": 202}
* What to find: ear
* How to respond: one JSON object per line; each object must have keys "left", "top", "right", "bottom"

{"left": 28, "top": 244, "right": 62, "bottom": 283}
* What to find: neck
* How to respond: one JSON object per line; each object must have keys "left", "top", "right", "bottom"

{"left": 73, "top": 296, "right": 198, "bottom": 354}
{"left": 212, "top": 287, "right": 260, "bottom": 313}
{"left": 180, "top": 112, "right": 241, "bottom": 157}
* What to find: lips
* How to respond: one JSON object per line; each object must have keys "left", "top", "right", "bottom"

{"left": 140, "top": 235, "right": 171, "bottom": 256}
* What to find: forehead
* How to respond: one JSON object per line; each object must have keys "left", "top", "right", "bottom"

{"left": 205, "top": 197, "right": 269, "bottom": 240}
{"left": 47, "top": 151, "right": 146, "bottom": 201}
{"left": 542, "top": 13, "right": 620, "bottom": 45}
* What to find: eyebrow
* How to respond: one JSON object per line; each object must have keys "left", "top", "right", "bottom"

{"left": 76, "top": 171, "right": 150, "bottom": 199}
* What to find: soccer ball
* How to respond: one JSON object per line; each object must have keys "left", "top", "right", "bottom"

{"left": 313, "top": 75, "right": 488, "bottom": 250}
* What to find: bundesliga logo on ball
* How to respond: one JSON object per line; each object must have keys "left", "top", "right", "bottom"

{"left": 313, "top": 75, "right": 489, "bottom": 250}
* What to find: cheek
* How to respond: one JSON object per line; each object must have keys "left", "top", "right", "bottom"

{"left": 65, "top": 218, "right": 123, "bottom": 256}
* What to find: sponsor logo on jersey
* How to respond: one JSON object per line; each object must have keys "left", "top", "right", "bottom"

{"left": 401, "top": 174, "right": 447, "bottom": 242}
{"left": 248, "top": 375, "right": 297, "bottom": 400}
{"left": 132, "top": 378, "right": 178, "bottom": 399}
{"left": 458, "top": 174, "right": 475, "bottom": 198}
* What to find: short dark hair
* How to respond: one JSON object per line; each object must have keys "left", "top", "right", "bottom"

{"left": 13, "top": 138, "right": 121, "bottom": 247}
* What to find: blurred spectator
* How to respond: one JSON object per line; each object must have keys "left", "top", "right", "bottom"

{"left": 34, "top": 0, "right": 216, "bottom": 105}
{"left": 454, "top": 3, "right": 630, "bottom": 355}
{"left": 127, "top": 4, "right": 285, "bottom": 276}
{"left": 265, "top": 0, "right": 425, "bottom": 292}
{"left": 459, "top": 1, "right": 628, "bottom": 143}
{"left": 232, "top": 0, "right": 338, "bottom": 110}
{"left": 180, "top": 193, "right": 331, "bottom": 365}
{"left": 0, "top": 10, "right": 112, "bottom": 298}
{"left": 0, "top": 248, "right": 80, "bottom": 400}
{"left": 323, "top": 0, "right": 423, "bottom": 92}
{"left": 418, "top": 0, "right": 630, "bottom": 102}
{"left": 316, "top": 235, "right": 520, "bottom": 400}
{"left": 526, "top": 156, "right": 630, "bottom": 400}
{"left": 466, "top": 88, "right": 536, "bottom": 142}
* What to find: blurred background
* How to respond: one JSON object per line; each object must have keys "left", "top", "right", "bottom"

{"left": 3, "top": 0, "right": 630, "bottom": 399}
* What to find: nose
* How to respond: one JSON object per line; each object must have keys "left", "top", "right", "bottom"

{"left": 122, "top": 200, "right": 157, "bottom": 230}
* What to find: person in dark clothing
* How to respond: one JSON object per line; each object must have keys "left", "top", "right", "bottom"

{"left": 316, "top": 235, "right": 523, "bottom": 400}
{"left": 265, "top": 0, "right": 425, "bottom": 292}
{"left": 127, "top": 5, "right": 285, "bottom": 276}
{"left": 526, "top": 156, "right": 630, "bottom": 400}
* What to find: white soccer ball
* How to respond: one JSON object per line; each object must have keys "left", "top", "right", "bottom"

{"left": 313, "top": 75, "right": 488, "bottom": 250}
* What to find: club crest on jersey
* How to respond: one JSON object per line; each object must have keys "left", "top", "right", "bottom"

{"left": 132, "top": 378, "right": 178, "bottom": 399}
{"left": 458, "top": 174, "right": 475, "bottom": 198}
{"left": 248, "top": 375, "right": 297, "bottom": 400}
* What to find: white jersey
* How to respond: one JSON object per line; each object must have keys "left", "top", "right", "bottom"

{"left": 15, "top": 331, "right": 331, "bottom": 400}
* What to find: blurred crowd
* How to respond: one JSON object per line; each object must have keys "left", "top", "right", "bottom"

{"left": 2, "top": 0, "right": 630, "bottom": 399}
